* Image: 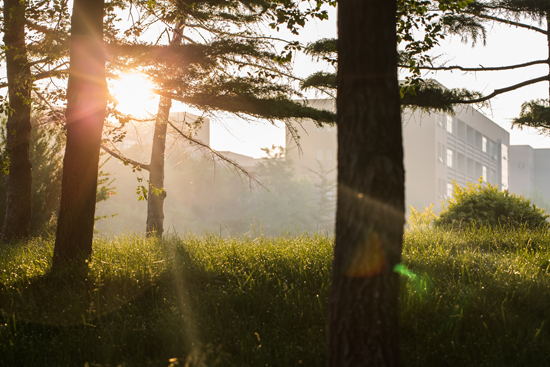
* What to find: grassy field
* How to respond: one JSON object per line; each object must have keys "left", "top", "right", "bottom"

{"left": 0, "top": 227, "right": 549, "bottom": 366}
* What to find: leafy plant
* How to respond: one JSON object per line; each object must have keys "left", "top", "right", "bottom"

{"left": 409, "top": 203, "right": 436, "bottom": 230}
{"left": 435, "top": 179, "right": 549, "bottom": 230}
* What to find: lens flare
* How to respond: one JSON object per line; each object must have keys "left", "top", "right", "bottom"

{"left": 345, "top": 231, "right": 386, "bottom": 277}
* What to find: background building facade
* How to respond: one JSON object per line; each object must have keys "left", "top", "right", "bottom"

{"left": 509, "top": 146, "right": 550, "bottom": 201}
{"left": 286, "top": 100, "right": 511, "bottom": 212}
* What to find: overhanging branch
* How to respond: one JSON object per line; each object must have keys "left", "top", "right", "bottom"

{"left": 452, "top": 75, "right": 550, "bottom": 104}
{"left": 476, "top": 13, "right": 547, "bottom": 34}
{"left": 0, "top": 67, "right": 69, "bottom": 89}
{"left": 399, "top": 59, "right": 549, "bottom": 72}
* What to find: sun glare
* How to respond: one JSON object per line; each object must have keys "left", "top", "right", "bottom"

{"left": 111, "top": 73, "right": 157, "bottom": 116}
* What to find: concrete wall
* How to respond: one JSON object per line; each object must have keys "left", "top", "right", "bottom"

{"left": 509, "top": 145, "right": 535, "bottom": 195}
{"left": 402, "top": 111, "right": 439, "bottom": 211}
{"left": 534, "top": 149, "right": 550, "bottom": 199}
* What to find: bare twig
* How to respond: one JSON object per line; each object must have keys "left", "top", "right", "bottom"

{"left": 100, "top": 144, "right": 151, "bottom": 170}
{"left": 399, "top": 59, "right": 549, "bottom": 72}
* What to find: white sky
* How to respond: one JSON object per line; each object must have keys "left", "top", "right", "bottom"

{"left": 4, "top": 5, "right": 548, "bottom": 157}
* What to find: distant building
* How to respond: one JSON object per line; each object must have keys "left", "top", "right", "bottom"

{"left": 509, "top": 146, "right": 550, "bottom": 200}
{"left": 217, "top": 151, "right": 260, "bottom": 170}
{"left": 286, "top": 99, "right": 511, "bottom": 212}
{"left": 112, "top": 111, "right": 210, "bottom": 153}
{"left": 286, "top": 99, "right": 337, "bottom": 182}
{"left": 403, "top": 106, "right": 509, "bottom": 211}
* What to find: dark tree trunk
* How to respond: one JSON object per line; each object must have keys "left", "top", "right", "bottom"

{"left": 145, "top": 23, "right": 184, "bottom": 238}
{"left": 145, "top": 97, "right": 171, "bottom": 237}
{"left": 327, "top": 1, "right": 404, "bottom": 366}
{"left": 52, "top": 0, "right": 106, "bottom": 269}
{"left": 2, "top": 0, "right": 33, "bottom": 244}
{"left": 547, "top": 13, "right": 550, "bottom": 99}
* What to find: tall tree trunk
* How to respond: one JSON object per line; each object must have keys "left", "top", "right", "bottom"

{"left": 146, "top": 23, "right": 184, "bottom": 238}
{"left": 2, "top": 0, "right": 33, "bottom": 244}
{"left": 327, "top": 1, "right": 404, "bottom": 366}
{"left": 52, "top": 0, "right": 106, "bottom": 269}
{"left": 546, "top": 13, "right": 550, "bottom": 100}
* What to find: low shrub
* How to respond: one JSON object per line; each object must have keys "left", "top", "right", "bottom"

{"left": 434, "top": 180, "right": 549, "bottom": 230}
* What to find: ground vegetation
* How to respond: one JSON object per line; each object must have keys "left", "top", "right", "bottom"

{"left": 0, "top": 228, "right": 549, "bottom": 366}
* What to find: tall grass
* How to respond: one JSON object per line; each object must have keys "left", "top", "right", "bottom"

{"left": 0, "top": 233, "right": 332, "bottom": 366}
{"left": 0, "top": 227, "right": 549, "bottom": 366}
{"left": 402, "top": 225, "right": 550, "bottom": 367}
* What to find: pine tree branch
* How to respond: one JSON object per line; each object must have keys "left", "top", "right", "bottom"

{"left": 0, "top": 67, "right": 69, "bottom": 89}
{"left": 220, "top": 56, "right": 335, "bottom": 98}
{"left": 33, "top": 89, "right": 65, "bottom": 125}
{"left": 154, "top": 90, "right": 336, "bottom": 122}
{"left": 100, "top": 144, "right": 151, "bottom": 171}
{"left": 452, "top": 74, "right": 550, "bottom": 104}
{"left": 25, "top": 19, "right": 55, "bottom": 34}
{"left": 476, "top": 13, "right": 547, "bottom": 34}
{"left": 188, "top": 21, "right": 299, "bottom": 45}
{"left": 399, "top": 59, "right": 549, "bottom": 72}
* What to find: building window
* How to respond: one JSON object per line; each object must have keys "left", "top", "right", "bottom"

{"left": 489, "top": 140, "right": 496, "bottom": 157}
{"left": 437, "top": 143, "right": 444, "bottom": 163}
{"left": 326, "top": 149, "right": 333, "bottom": 165}
{"left": 446, "top": 115, "right": 453, "bottom": 134}
{"left": 501, "top": 143, "right": 509, "bottom": 189}
{"left": 446, "top": 148, "right": 454, "bottom": 168}
{"left": 482, "top": 165, "right": 487, "bottom": 181}
{"left": 482, "top": 136, "right": 487, "bottom": 153}
{"left": 447, "top": 183, "right": 453, "bottom": 198}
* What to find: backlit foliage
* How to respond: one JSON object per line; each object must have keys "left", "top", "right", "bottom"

{"left": 435, "top": 180, "right": 549, "bottom": 229}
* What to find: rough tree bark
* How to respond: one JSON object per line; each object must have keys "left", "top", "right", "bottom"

{"left": 327, "top": 1, "right": 404, "bottom": 366}
{"left": 2, "top": 0, "right": 33, "bottom": 243}
{"left": 146, "top": 23, "right": 184, "bottom": 238}
{"left": 547, "top": 13, "right": 550, "bottom": 100}
{"left": 52, "top": 0, "right": 107, "bottom": 269}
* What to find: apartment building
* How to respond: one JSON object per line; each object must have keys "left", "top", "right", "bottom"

{"left": 403, "top": 107, "right": 509, "bottom": 210}
{"left": 286, "top": 100, "right": 511, "bottom": 212}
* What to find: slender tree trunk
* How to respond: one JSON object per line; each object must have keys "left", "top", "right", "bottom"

{"left": 52, "top": 0, "right": 106, "bottom": 269}
{"left": 327, "top": 1, "right": 404, "bottom": 366}
{"left": 146, "top": 23, "right": 184, "bottom": 238}
{"left": 146, "top": 97, "right": 170, "bottom": 237}
{"left": 2, "top": 0, "right": 33, "bottom": 244}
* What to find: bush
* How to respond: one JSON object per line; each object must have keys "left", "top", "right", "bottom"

{"left": 435, "top": 180, "right": 549, "bottom": 230}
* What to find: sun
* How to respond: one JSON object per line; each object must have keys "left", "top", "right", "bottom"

{"left": 110, "top": 73, "right": 157, "bottom": 116}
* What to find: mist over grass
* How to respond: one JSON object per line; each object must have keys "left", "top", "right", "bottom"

{"left": 1, "top": 227, "right": 549, "bottom": 366}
